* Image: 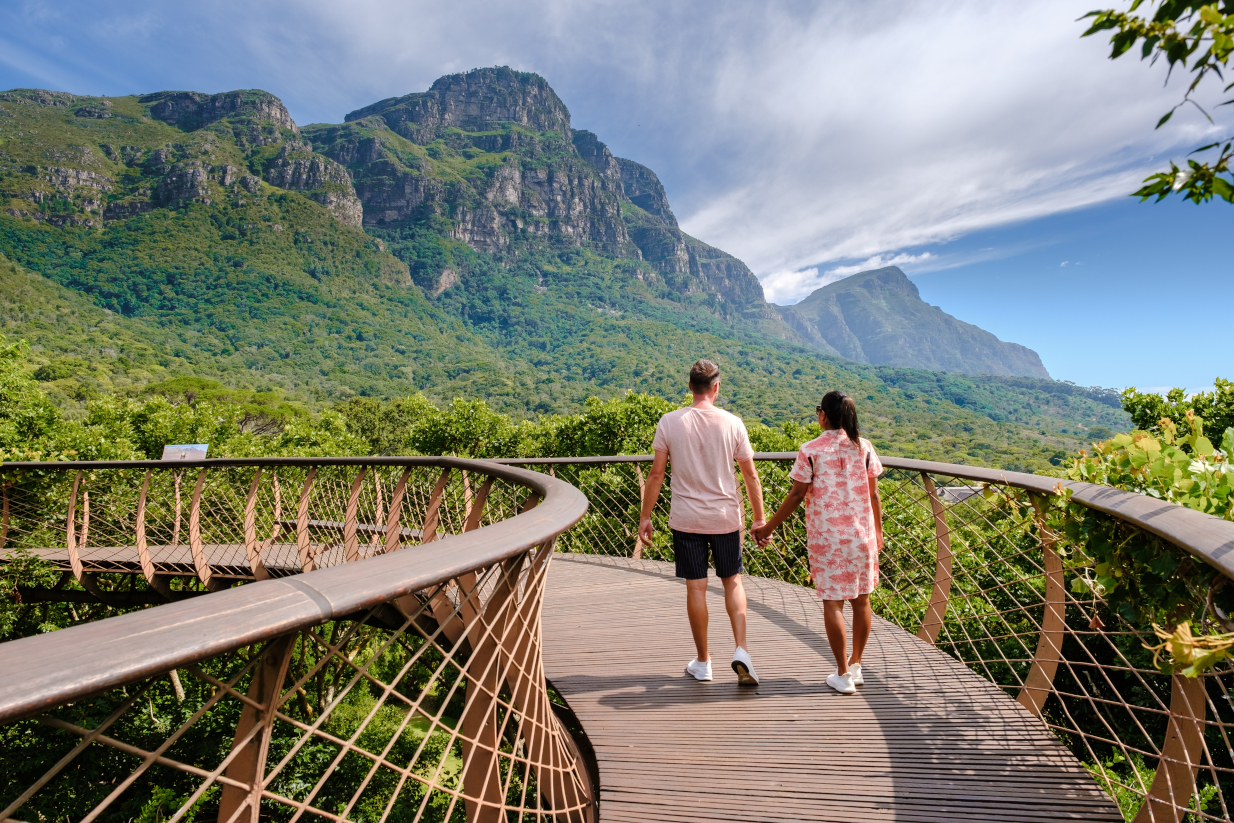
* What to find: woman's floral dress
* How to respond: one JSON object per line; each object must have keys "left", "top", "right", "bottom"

{"left": 788, "top": 430, "right": 883, "bottom": 599}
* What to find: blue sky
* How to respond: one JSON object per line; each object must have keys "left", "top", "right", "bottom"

{"left": 1, "top": 0, "right": 1230, "bottom": 392}
{"left": 907, "top": 198, "right": 1231, "bottom": 393}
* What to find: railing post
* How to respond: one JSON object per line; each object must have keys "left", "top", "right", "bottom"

{"left": 137, "top": 470, "right": 174, "bottom": 599}
{"left": 633, "top": 463, "right": 646, "bottom": 560}
{"left": 343, "top": 468, "right": 367, "bottom": 563}
{"left": 66, "top": 471, "right": 84, "bottom": 581}
{"left": 242, "top": 469, "right": 269, "bottom": 581}
{"left": 1, "top": 481, "right": 9, "bottom": 550}
{"left": 382, "top": 467, "right": 411, "bottom": 555}
{"left": 217, "top": 633, "right": 296, "bottom": 823}
{"left": 459, "top": 553, "right": 525, "bottom": 823}
{"left": 916, "top": 473, "right": 952, "bottom": 645}
{"left": 421, "top": 468, "right": 452, "bottom": 544}
{"left": 296, "top": 468, "right": 317, "bottom": 572}
{"left": 1134, "top": 675, "right": 1207, "bottom": 823}
{"left": 368, "top": 469, "right": 385, "bottom": 552}
{"left": 1016, "top": 495, "right": 1066, "bottom": 717}
{"left": 462, "top": 477, "right": 494, "bottom": 533}
{"left": 189, "top": 469, "right": 211, "bottom": 587}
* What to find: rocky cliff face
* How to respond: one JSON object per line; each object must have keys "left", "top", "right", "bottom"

{"left": 303, "top": 70, "right": 772, "bottom": 317}
{"left": 776, "top": 267, "right": 1051, "bottom": 378}
{"left": 263, "top": 140, "right": 363, "bottom": 226}
{"left": 143, "top": 90, "right": 298, "bottom": 133}
{"left": 346, "top": 67, "right": 572, "bottom": 142}
{"left": 0, "top": 87, "right": 363, "bottom": 229}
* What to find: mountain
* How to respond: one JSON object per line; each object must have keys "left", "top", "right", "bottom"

{"left": 776, "top": 267, "right": 1050, "bottom": 378}
{"left": 0, "top": 72, "right": 1127, "bottom": 470}
{"left": 299, "top": 68, "right": 773, "bottom": 323}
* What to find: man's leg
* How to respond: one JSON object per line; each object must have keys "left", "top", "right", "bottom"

{"left": 848, "top": 594, "right": 872, "bottom": 668}
{"left": 673, "top": 530, "right": 711, "bottom": 663}
{"left": 686, "top": 577, "right": 710, "bottom": 662}
{"left": 713, "top": 531, "right": 747, "bottom": 652}
{"left": 720, "top": 574, "right": 747, "bottom": 651}
{"left": 822, "top": 599, "right": 849, "bottom": 675}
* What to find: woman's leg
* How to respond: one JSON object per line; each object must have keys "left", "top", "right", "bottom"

{"left": 822, "top": 599, "right": 849, "bottom": 675}
{"left": 849, "top": 594, "right": 872, "bottom": 667}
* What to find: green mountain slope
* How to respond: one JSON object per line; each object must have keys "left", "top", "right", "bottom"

{"left": 776, "top": 267, "right": 1050, "bottom": 378}
{"left": 0, "top": 76, "right": 1129, "bottom": 470}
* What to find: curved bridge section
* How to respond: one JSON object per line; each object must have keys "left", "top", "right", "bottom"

{"left": 0, "top": 458, "right": 593, "bottom": 823}
{"left": 503, "top": 453, "right": 1234, "bottom": 823}
{"left": 4, "top": 454, "right": 1234, "bottom": 822}
{"left": 542, "top": 554, "right": 1121, "bottom": 821}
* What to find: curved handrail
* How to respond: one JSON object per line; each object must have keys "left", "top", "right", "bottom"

{"left": 0, "top": 456, "right": 588, "bottom": 723}
{"left": 496, "top": 452, "right": 1234, "bottom": 580}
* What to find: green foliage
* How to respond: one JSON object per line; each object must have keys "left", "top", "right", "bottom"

{"left": 1082, "top": 2, "right": 1234, "bottom": 203}
{"left": 0, "top": 336, "right": 61, "bottom": 457}
{"left": 1085, "top": 750, "right": 1220, "bottom": 821}
{"left": 0, "top": 87, "right": 1130, "bottom": 470}
{"left": 1121, "top": 379, "right": 1234, "bottom": 444}
{"left": 1062, "top": 414, "right": 1234, "bottom": 655}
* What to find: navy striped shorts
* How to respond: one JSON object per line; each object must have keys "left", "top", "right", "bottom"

{"left": 671, "top": 529, "right": 744, "bottom": 580}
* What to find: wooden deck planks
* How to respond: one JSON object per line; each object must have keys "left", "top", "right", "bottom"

{"left": 541, "top": 554, "right": 1121, "bottom": 822}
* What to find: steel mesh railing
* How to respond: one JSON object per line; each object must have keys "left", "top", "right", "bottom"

{"left": 0, "top": 457, "right": 593, "bottom": 823}
{"left": 498, "top": 454, "right": 1234, "bottom": 823}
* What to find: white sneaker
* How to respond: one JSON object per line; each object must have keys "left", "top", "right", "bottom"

{"left": 827, "top": 671, "right": 857, "bottom": 694}
{"left": 685, "top": 658, "right": 713, "bottom": 681}
{"left": 850, "top": 663, "right": 864, "bottom": 686}
{"left": 731, "top": 647, "right": 760, "bottom": 686}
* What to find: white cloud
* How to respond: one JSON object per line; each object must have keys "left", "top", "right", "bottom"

{"left": 762, "top": 251, "right": 936, "bottom": 304}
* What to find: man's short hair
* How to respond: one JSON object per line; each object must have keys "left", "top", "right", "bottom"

{"left": 689, "top": 359, "right": 720, "bottom": 393}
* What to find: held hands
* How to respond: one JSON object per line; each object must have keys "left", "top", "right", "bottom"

{"left": 750, "top": 519, "right": 772, "bottom": 546}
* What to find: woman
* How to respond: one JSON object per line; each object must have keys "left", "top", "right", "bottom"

{"left": 752, "top": 391, "right": 883, "bottom": 694}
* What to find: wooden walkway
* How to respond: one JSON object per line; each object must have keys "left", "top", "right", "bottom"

{"left": 540, "top": 555, "right": 1120, "bottom": 822}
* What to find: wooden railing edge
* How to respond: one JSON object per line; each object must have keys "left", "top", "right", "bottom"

{"left": 0, "top": 457, "right": 589, "bottom": 724}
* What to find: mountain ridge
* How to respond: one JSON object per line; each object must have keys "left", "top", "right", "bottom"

{"left": 776, "top": 267, "right": 1050, "bottom": 378}
{"left": 0, "top": 70, "right": 1124, "bottom": 472}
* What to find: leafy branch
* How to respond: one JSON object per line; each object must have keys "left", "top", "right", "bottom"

{"left": 1083, "top": 1, "right": 1234, "bottom": 202}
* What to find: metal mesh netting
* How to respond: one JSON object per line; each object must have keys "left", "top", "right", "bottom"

{"left": 0, "top": 462, "right": 592, "bottom": 823}
{"left": 0, "top": 465, "right": 539, "bottom": 587}
{"left": 512, "top": 457, "right": 1234, "bottom": 823}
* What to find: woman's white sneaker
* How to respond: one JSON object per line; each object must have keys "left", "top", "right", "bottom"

{"left": 685, "top": 658, "right": 713, "bottom": 681}
{"left": 731, "top": 647, "right": 760, "bottom": 686}
{"left": 827, "top": 671, "right": 857, "bottom": 694}
{"left": 850, "top": 663, "right": 864, "bottom": 686}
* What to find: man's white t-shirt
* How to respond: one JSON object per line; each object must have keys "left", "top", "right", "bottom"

{"left": 651, "top": 406, "right": 754, "bottom": 535}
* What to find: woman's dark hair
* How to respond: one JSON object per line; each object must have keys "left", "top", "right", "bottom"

{"left": 818, "top": 390, "right": 860, "bottom": 445}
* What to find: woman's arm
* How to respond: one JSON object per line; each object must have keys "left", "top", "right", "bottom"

{"left": 869, "top": 474, "right": 883, "bottom": 551}
{"left": 751, "top": 480, "right": 810, "bottom": 544}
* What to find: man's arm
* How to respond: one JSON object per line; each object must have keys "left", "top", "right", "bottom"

{"left": 638, "top": 448, "right": 669, "bottom": 546}
{"left": 737, "top": 457, "right": 766, "bottom": 531}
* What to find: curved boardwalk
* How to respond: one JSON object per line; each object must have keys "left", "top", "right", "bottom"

{"left": 541, "top": 554, "right": 1120, "bottom": 822}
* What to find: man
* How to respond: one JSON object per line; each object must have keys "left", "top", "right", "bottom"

{"left": 638, "top": 359, "right": 767, "bottom": 684}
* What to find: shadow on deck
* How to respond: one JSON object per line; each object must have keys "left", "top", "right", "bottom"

{"left": 541, "top": 554, "right": 1121, "bottom": 823}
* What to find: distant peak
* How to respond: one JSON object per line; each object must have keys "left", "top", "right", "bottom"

{"left": 345, "top": 67, "right": 571, "bottom": 140}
